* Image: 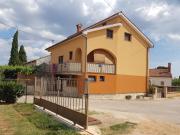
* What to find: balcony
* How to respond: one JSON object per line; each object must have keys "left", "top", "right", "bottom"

{"left": 57, "top": 62, "right": 82, "bottom": 74}
{"left": 87, "top": 63, "right": 115, "bottom": 74}
{"left": 47, "top": 62, "right": 115, "bottom": 74}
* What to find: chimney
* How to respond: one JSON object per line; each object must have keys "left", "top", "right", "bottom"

{"left": 168, "top": 63, "right": 171, "bottom": 72}
{"left": 76, "top": 24, "right": 82, "bottom": 32}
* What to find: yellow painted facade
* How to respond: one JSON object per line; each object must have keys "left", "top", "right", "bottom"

{"left": 47, "top": 13, "right": 152, "bottom": 94}
{"left": 50, "top": 36, "right": 86, "bottom": 72}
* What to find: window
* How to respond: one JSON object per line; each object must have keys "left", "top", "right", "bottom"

{"left": 106, "top": 29, "right": 113, "bottom": 39}
{"left": 99, "top": 76, "right": 105, "bottom": 81}
{"left": 58, "top": 56, "right": 63, "bottom": 64}
{"left": 124, "top": 32, "right": 132, "bottom": 41}
{"left": 88, "top": 76, "right": 96, "bottom": 82}
{"left": 102, "top": 22, "right": 107, "bottom": 26}
{"left": 161, "top": 81, "right": 164, "bottom": 86}
{"left": 69, "top": 51, "right": 73, "bottom": 60}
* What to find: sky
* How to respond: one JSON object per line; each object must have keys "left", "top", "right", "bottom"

{"left": 0, "top": 0, "right": 180, "bottom": 77}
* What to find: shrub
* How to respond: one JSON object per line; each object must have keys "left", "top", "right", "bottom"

{"left": 172, "top": 78, "right": 180, "bottom": 86}
{"left": 125, "top": 95, "right": 132, "bottom": 100}
{"left": 0, "top": 66, "right": 34, "bottom": 80}
{"left": 0, "top": 81, "right": 24, "bottom": 103}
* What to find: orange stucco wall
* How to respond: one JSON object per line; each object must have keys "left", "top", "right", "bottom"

{"left": 116, "top": 74, "right": 147, "bottom": 93}
{"left": 87, "top": 73, "right": 116, "bottom": 94}
{"left": 87, "top": 73, "right": 146, "bottom": 94}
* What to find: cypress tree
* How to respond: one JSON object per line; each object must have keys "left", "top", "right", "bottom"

{"left": 19, "top": 45, "right": 27, "bottom": 65}
{"left": 8, "top": 30, "right": 19, "bottom": 65}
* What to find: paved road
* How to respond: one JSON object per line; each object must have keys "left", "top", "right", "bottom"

{"left": 89, "top": 98, "right": 180, "bottom": 124}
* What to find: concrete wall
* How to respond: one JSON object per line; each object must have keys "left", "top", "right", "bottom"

{"left": 149, "top": 77, "right": 172, "bottom": 86}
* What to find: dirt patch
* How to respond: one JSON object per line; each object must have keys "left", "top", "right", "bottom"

{"left": 132, "top": 119, "right": 180, "bottom": 135}
{"left": 90, "top": 112, "right": 180, "bottom": 135}
{"left": 0, "top": 110, "right": 14, "bottom": 135}
{"left": 91, "top": 113, "right": 124, "bottom": 128}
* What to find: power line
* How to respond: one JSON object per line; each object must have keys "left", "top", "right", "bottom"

{"left": 103, "top": 0, "right": 118, "bottom": 13}
{"left": 0, "top": 20, "right": 55, "bottom": 43}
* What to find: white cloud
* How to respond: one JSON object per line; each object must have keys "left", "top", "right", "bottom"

{"left": 168, "top": 34, "right": 180, "bottom": 40}
{"left": 82, "top": 3, "right": 90, "bottom": 16}
{"left": 136, "top": 3, "right": 169, "bottom": 20}
{"left": 25, "top": 46, "right": 49, "bottom": 61}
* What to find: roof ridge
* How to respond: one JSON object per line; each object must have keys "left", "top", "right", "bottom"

{"left": 46, "top": 12, "right": 122, "bottom": 50}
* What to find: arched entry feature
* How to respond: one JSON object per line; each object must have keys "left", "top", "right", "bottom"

{"left": 87, "top": 49, "right": 116, "bottom": 64}
{"left": 75, "top": 48, "right": 82, "bottom": 62}
{"left": 87, "top": 49, "right": 116, "bottom": 74}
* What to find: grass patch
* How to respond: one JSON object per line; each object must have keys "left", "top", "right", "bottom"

{"left": 13, "top": 104, "right": 79, "bottom": 135}
{"left": 88, "top": 110, "right": 102, "bottom": 115}
{"left": 101, "top": 121, "right": 137, "bottom": 135}
{"left": 0, "top": 103, "right": 79, "bottom": 135}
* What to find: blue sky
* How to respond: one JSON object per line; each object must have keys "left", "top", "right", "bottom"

{"left": 0, "top": 0, "right": 180, "bottom": 77}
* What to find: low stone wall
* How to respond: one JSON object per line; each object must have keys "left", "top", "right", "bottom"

{"left": 89, "top": 93, "right": 146, "bottom": 100}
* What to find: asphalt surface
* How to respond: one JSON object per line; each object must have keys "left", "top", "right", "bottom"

{"left": 89, "top": 98, "right": 180, "bottom": 124}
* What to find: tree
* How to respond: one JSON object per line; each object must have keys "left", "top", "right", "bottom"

{"left": 172, "top": 78, "right": 180, "bottom": 86}
{"left": 19, "top": 45, "right": 27, "bottom": 65}
{"left": 8, "top": 30, "right": 19, "bottom": 66}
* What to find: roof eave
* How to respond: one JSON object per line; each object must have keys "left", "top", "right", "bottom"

{"left": 118, "top": 12, "right": 154, "bottom": 48}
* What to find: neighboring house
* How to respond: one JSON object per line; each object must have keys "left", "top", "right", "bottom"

{"left": 18, "top": 55, "right": 51, "bottom": 95}
{"left": 46, "top": 12, "right": 154, "bottom": 95}
{"left": 26, "top": 55, "right": 51, "bottom": 66}
{"left": 149, "top": 63, "right": 172, "bottom": 86}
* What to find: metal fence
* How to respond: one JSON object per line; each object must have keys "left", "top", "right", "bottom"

{"left": 167, "top": 86, "right": 180, "bottom": 92}
{"left": 34, "top": 76, "right": 88, "bottom": 129}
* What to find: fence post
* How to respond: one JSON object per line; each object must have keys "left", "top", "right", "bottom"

{"left": 25, "top": 79, "right": 27, "bottom": 104}
{"left": 84, "top": 78, "right": 89, "bottom": 129}
{"left": 34, "top": 76, "right": 36, "bottom": 103}
{"left": 164, "top": 86, "right": 168, "bottom": 98}
{"left": 153, "top": 87, "right": 158, "bottom": 99}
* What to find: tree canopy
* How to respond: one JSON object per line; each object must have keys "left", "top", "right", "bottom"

{"left": 19, "top": 45, "right": 27, "bottom": 65}
{"left": 9, "top": 30, "right": 19, "bottom": 66}
{"left": 172, "top": 78, "right": 180, "bottom": 86}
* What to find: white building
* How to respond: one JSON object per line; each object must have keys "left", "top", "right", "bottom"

{"left": 26, "top": 55, "right": 51, "bottom": 66}
{"left": 149, "top": 63, "right": 172, "bottom": 86}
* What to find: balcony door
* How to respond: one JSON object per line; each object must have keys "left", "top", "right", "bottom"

{"left": 59, "top": 56, "right": 64, "bottom": 64}
{"left": 75, "top": 48, "right": 82, "bottom": 62}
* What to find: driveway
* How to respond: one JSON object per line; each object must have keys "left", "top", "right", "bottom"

{"left": 89, "top": 98, "right": 180, "bottom": 124}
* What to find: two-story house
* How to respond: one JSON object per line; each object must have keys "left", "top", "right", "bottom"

{"left": 46, "top": 12, "right": 153, "bottom": 97}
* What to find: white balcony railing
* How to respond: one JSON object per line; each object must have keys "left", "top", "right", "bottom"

{"left": 46, "top": 62, "right": 115, "bottom": 74}
{"left": 57, "top": 63, "right": 81, "bottom": 73}
{"left": 87, "top": 63, "right": 115, "bottom": 74}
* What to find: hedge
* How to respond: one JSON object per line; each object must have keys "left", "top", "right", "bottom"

{"left": 0, "top": 81, "right": 25, "bottom": 103}
{"left": 0, "top": 66, "right": 34, "bottom": 75}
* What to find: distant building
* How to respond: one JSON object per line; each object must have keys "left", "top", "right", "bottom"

{"left": 18, "top": 55, "right": 51, "bottom": 95}
{"left": 149, "top": 63, "right": 172, "bottom": 86}
{"left": 25, "top": 55, "right": 51, "bottom": 66}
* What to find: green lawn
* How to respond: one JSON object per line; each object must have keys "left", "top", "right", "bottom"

{"left": 101, "top": 122, "right": 137, "bottom": 135}
{"left": 0, "top": 103, "right": 80, "bottom": 135}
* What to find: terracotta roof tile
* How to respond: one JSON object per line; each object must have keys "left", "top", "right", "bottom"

{"left": 149, "top": 68, "right": 172, "bottom": 78}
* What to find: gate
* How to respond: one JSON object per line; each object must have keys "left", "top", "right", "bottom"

{"left": 34, "top": 76, "right": 88, "bottom": 129}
